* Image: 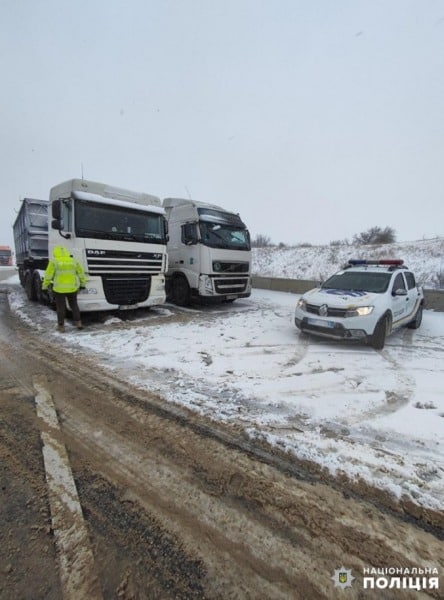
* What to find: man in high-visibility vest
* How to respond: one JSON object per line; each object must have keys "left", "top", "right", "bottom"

{"left": 42, "top": 245, "right": 86, "bottom": 333}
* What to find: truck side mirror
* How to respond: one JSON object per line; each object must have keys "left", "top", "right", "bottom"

{"left": 182, "top": 223, "right": 198, "bottom": 245}
{"left": 52, "top": 199, "right": 61, "bottom": 219}
{"left": 51, "top": 218, "right": 64, "bottom": 230}
{"left": 51, "top": 217, "right": 70, "bottom": 238}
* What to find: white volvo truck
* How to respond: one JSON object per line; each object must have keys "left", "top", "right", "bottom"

{"left": 13, "top": 179, "right": 168, "bottom": 311}
{"left": 162, "top": 198, "right": 251, "bottom": 305}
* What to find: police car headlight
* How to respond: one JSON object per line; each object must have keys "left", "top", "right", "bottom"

{"left": 345, "top": 306, "right": 374, "bottom": 317}
{"left": 297, "top": 299, "right": 307, "bottom": 311}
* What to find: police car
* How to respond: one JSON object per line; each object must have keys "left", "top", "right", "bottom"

{"left": 294, "top": 260, "right": 424, "bottom": 349}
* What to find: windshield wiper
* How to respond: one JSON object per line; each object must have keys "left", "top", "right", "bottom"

{"left": 77, "top": 228, "right": 114, "bottom": 239}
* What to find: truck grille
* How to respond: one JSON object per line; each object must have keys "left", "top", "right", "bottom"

{"left": 86, "top": 248, "right": 164, "bottom": 275}
{"left": 213, "top": 261, "right": 249, "bottom": 273}
{"left": 214, "top": 277, "right": 249, "bottom": 294}
{"left": 102, "top": 275, "right": 151, "bottom": 305}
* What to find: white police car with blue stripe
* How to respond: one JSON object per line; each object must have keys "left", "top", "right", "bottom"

{"left": 294, "top": 260, "right": 424, "bottom": 349}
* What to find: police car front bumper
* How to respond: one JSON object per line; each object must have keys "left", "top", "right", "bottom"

{"left": 295, "top": 315, "right": 368, "bottom": 341}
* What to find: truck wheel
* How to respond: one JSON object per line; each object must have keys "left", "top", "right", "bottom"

{"left": 172, "top": 276, "right": 191, "bottom": 306}
{"left": 24, "top": 272, "right": 37, "bottom": 301}
{"left": 165, "top": 278, "right": 173, "bottom": 302}
{"left": 33, "top": 272, "right": 46, "bottom": 304}
{"left": 407, "top": 305, "right": 423, "bottom": 329}
{"left": 18, "top": 268, "right": 25, "bottom": 287}
{"left": 371, "top": 314, "right": 390, "bottom": 350}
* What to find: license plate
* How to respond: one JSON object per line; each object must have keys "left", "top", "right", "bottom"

{"left": 307, "top": 317, "right": 335, "bottom": 329}
{"left": 119, "top": 304, "right": 137, "bottom": 310}
{"left": 226, "top": 295, "right": 237, "bottom": 300}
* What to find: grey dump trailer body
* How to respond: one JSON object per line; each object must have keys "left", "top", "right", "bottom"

{"left": 13, "top": 198, "right": 49, "bottom": 297}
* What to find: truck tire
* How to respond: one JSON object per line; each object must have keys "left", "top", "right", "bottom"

{"left": 407, "top": 304, "right": 423, "bottom": 329}
{"left": 371, "top": 314, "right": 390, "bottom": 350}
{"left": 24, "top": 272, "right": 37, "bottom": 301}
{"left": 33, "top": 271, "right": 47, "bottom": 304}
{"left": 172, "top": 276, "right": 191, "bottom": 307}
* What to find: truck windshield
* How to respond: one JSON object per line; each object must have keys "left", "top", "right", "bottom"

{"left": 199, "top": 222, "right": 250, "bottom": 250}
{"left": 0, "top": 249, "right": 12, "bottom": 265}
{"left": 322, "top": 271, "right": 392, "bottom": 293}
{"left": 74, "top": 199, "right": 166, "bottom": 244}
{"left": 197, "top": 208, "right": 250, "bottom": 250}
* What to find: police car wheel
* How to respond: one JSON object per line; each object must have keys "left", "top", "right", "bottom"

{"left": 407, "top": 304, "right": 423, "bottom": 329}
{"left": 371, "top": 315, "right": 389, "bottom": 350}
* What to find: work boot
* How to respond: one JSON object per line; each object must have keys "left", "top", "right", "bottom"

{"left": 57, "top": 324, "right": 65, "bottom": 333}
{"left": 75, "top": 321, "right": 84, "bottom": 330}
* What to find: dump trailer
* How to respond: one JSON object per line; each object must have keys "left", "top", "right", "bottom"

{"left": 163, "top": 197, "right": 251, "bottom": 305}
{"left": 13, "top": 198, "right": 49, "bottom": 298}
{"left": 13, "top": 179, "right": 168, "bottom": 311}
{"left": 0, "top": 245, "right": 14, "bottom": 266}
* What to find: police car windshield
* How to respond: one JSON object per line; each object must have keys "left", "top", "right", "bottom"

{"left": 322, "top": 271, "right": 392, "bottom": 293}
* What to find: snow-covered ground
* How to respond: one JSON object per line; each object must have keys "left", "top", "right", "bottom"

{"left": 5, "top": 271, "right": 444, "bottom": 512}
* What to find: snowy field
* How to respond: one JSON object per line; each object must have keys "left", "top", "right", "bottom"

{"left": 5, "top": 272, "right": 444, "bottom": 512}
{"left": 252, "top": 237, "right": 444, "bottom": 289}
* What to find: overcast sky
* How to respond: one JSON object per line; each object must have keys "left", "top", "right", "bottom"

{"left": 2, "top": 0, "right": 444, "bottom": 248}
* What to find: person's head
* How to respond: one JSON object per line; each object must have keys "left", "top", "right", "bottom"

{"left": 53, "top": 245, "right": 70, "bottom": 259}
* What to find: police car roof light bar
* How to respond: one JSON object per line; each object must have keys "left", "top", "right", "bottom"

{"left": 378, "top": 259, "right": 404, "bottom": 265}
{"left": 348, "top": 259, "right": 404, "bottom": 266}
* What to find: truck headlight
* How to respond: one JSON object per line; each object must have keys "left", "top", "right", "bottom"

{"left": 345, "top": 306, "right": 374, "bottom": 317}
{"left": 204, "top": 276, "right": 214, "bottom": 293}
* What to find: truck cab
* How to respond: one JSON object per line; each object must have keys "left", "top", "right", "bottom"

{"left": 0, "top": 245, "right": 13, "bottom": 266}
{"left": 13, "top": 180, "right": 169, "bottom": 313}
{"left": 163, "top": 198, "right": 251, "bottom": 305}
{"left": 49, "top": 179, "right": 168, "bottom": 311}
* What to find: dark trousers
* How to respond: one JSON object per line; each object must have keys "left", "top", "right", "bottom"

{"left": 54, "top": 291, "right": 81, "bottom": 326}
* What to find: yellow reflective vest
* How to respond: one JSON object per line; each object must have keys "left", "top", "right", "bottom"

{"left": 42, "top": 245, "right": 86, "bottom": 293}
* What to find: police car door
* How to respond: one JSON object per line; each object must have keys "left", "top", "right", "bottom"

{"left": 391, "top": 272, "right": 408, "bottom": 326}
{"left": 403, "top": 271, "right": 421, "bottom": 319}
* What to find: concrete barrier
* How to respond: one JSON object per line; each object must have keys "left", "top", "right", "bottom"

{"left": 252, "top": 276, "right": 319, "bottom": 294}
{"left": 252, "top": 276, "right": 444, "bottom": 312}
{"left": 422, "top": 289, "right": 444, "bottom": 312}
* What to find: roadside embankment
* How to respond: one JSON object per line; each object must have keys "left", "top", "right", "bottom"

{"left": 252, "top": 276, "right": 444, "bottom": 312}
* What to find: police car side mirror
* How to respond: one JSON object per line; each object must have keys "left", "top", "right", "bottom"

{"left": 393, "top": 288, "right": 407, "bottom": 297}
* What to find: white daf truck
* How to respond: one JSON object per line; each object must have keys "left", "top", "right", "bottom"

{"left": 13, "top": 179, "right": 168, "bottom": 311}
{"left": 162, "top": 198, "right": 251, "bottom": 305}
